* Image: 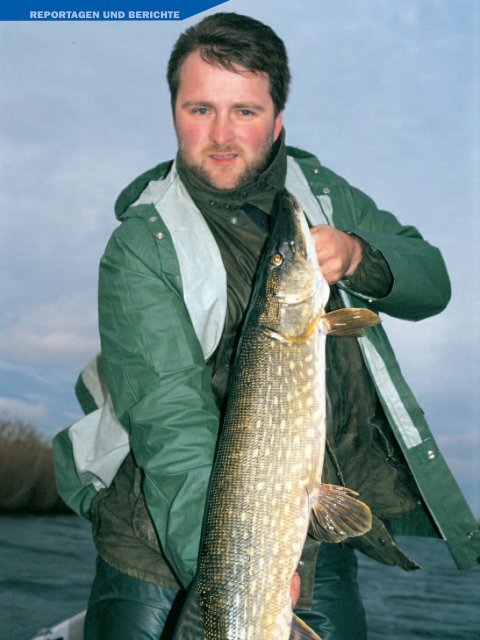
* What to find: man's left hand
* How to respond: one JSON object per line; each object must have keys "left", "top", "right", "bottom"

{"left": 310, "top": 225, "right": 362, "bottom": 284}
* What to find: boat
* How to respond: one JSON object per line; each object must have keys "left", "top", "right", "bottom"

{"left": 27, "top": 610, "right": 86, "bottom": 640}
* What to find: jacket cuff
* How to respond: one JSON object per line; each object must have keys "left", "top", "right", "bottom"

{"left": 340, "top": 236, "right": 393, "bottom": 299}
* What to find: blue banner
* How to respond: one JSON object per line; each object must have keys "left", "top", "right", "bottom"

{"left": 0, "top": 0, "right": 229, "bottom": 21}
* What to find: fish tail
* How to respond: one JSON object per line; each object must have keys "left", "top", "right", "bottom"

{"left": 290, "top": 613, "right": 323, "bottom": 640}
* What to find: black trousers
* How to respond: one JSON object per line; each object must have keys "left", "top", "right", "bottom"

{"left": 84, "top": 544, "right": 367, "bottom": 639}
{"left": 294, "top": 543, "right": 367, "bottom": 639}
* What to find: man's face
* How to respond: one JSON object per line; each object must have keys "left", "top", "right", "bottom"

{"left": 174, "top": 51, "right": 283, "bottom": 190}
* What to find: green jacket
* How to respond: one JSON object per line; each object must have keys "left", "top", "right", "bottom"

{"left": 53, "top": 146, "right": 480, "bottom": 589}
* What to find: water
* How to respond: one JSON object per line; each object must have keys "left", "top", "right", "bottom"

{"left": 0, "top": 515, "right": 95, "bottom": 640}
{"left": 1, "top": 514, "right": 479, "bottom": 640}
{"left": 357, "top": 536, "right": 480, "bottom": 639}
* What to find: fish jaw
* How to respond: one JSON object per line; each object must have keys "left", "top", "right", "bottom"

{"left": 257, "top": 192, "right": 330, "bottom": 344}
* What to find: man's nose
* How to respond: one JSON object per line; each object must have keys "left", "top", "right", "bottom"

{"left": 209, "top": 113, "right": 235, "bottom": 147}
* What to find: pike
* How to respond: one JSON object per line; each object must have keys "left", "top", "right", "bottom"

{"left": 175, "top": 190, "right": 378, "bottom": 640}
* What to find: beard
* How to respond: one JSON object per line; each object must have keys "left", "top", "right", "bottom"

{"left": 177, "top": 130, "right": 275, "bottom": 191}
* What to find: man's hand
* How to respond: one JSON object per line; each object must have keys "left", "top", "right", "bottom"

{"left": 310, "top": 225, "right": 362, "bottom": 284}
{"left": 290, "top": 571, "right": 301, "bottom": 607}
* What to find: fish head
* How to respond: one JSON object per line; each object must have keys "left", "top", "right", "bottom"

{"left": 256, "top": 190, "right": 330, "bottom": 343}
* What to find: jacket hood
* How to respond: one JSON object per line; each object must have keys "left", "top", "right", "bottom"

{"left": 114, "top": 160, "right": 174, "bottom": 221}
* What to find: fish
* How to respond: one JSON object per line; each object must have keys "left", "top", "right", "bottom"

{"left": 174, "top": 190, "right": 378, "bottom": 640}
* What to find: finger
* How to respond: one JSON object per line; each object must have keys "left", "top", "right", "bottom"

{"left": 290, "top": 571, "right": 301, "bottom": 607}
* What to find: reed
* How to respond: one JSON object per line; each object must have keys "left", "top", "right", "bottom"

{"left": 0, "top": 418, "right": 71, "bottom": 513}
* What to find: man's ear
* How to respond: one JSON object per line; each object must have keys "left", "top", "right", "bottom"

{"left": 273, "top": 112, "right": 283, "bottom": 141}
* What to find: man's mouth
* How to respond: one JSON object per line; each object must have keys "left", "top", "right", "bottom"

{"left": 208, "top": 153, "right": 238, "bottom": 162}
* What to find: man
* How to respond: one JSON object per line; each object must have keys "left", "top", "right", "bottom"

{"left": 53, "top": 11, "right": 480, "bottom": 640}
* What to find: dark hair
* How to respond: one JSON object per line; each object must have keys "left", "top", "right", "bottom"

{"left": 167, "top": 12, "right": 290, "bottom": 115}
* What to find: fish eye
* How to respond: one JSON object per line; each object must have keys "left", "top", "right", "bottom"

{"left": 271, "top": 253, "right": 283, "bottom": 266}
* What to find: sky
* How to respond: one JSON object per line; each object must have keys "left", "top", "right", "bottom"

{"left": 0, "top": 0, "right": 479, "bottom": 518}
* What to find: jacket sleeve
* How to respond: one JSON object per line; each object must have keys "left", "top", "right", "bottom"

{"left": 338, "top": 186, "right": 451, "bottom": 321}
{"left": 98, "top": 216, "right": 220, "bottom": 588}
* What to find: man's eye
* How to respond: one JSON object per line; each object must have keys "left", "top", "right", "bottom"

{"left": 193, "top": 107, "right": 209, "bottom": 115}
{"left": 239, "top": 109, "right": 254, "bottom": 117}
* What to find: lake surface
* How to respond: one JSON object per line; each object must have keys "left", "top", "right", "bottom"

{"left": 1, "top": 514, "right": 479, "bottom": 639}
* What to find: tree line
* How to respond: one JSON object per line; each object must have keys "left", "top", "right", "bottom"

{"left": 0, "top": 418, "right": 71, "bottom": 513}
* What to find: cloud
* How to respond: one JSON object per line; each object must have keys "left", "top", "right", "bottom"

{"left": 438, "top": 431, "right": 480, "bottom": 517}
{"left": 437, "top": 432, "right": 480, "bottom": 486}
{"left": 0, "top": 397, "right": 49, "bottom": 426}
{"left": 0, "top": 294, "right": 99, "bottom": 366}
{"left": 381, "top": 311, "right": 477, "bottom": 401}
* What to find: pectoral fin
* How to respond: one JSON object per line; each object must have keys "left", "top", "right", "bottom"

{"left": 321, "top": 308, "right": 380, "bottom": 337}
{"left": 310, "top": 484, "right": 372, "bottom": 543}
{"left": 290, "top": 613, "right": 323, "bottom": 640}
